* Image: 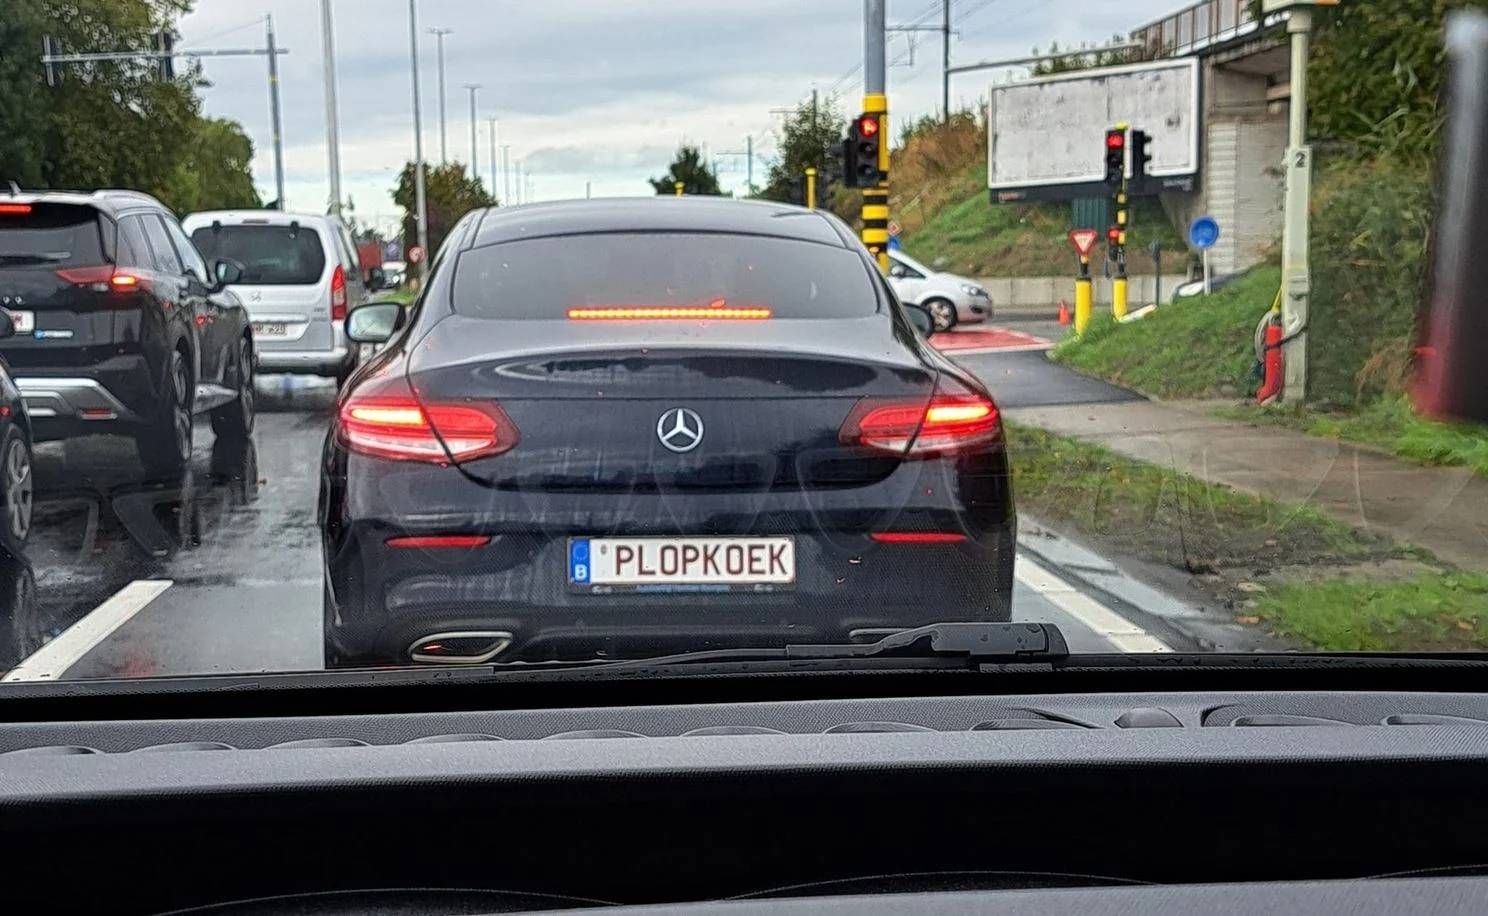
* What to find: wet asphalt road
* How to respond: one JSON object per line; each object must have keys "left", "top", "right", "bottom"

{"left": 2, "top": 337, "right": 1169, "bottom": 681}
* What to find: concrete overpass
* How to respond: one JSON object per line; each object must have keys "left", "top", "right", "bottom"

{"left": 1132, "top": 0, "right": 1293, "bottom": 278}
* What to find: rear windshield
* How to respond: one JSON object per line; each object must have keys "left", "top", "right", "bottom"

{"left": 452, "top": 233, "right": 879, "bottom": 320}
{"left": 0, "top": 204, "right": 105, "bottom": 268}
{"left": 189, "top": 224, "right": 326, "bottom": 285}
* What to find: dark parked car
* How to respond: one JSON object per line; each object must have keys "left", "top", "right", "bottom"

{"left": 0, "top": 190, "right": 255, "bottom": 478}
{"left": 319, "top": 198, "right": 1015, "bottom": 668}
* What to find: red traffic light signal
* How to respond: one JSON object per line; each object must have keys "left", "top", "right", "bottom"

{"left": 1107, "top": 226, "right": 1122, "bottom": 245}
{"left": 857, "top": 114, "right": 879, "bottom": 137}
{"left": 1104, "top": 127, "right": 1127, "bottom": 187}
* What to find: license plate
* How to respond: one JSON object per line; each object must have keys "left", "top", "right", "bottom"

{"left": 253, "top": 321, "right": 289, "bottom": 337}
{"left": 5, "top": 310, "right": 34, "bottom": 335}
{"left": 569, "top": 537, "right": 795, "bottom": 593}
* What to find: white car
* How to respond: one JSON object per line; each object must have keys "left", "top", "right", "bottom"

{"left": 183, "top": 211, "right": 371, "bottom": 385}
{"left": 886, "top": 250, "right": 992, "bottom": 331}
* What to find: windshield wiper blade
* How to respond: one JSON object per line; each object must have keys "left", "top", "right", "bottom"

{"left": 533, "top": 622, "right": 1071, "bottom": 674}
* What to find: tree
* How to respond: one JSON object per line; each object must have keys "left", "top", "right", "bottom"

{"left": 162, "top": 118, "right": 262, "bottom": 213}
{"left": 0, "top": 0, "right": 258, "bottom": 215}
{"left": 648, "top": 145, "right": 723, "bottom": 196}
{"left": 1030, "top": 37, "right": 1142, "bottom": 76}
{"left": 392, "top": 161, "right": 496, "bottom": 257}
{"left": 758, "top": 96, "right": 846, "bottom": 204}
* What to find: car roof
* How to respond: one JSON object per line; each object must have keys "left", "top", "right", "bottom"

{"left": 182, "top": 210, "right": 343, "bottom": 230}
{"left": 1, "top": 188, "right": 169, "bottom": 217}
{"left": 469, "top": 197, "right": 851, "bottom": 249}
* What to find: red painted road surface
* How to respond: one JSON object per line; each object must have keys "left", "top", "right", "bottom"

{"left": 929, "top": 326, "right": 1056, "bottom": 354}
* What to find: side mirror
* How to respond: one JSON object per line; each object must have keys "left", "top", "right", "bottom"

{"left": 345, "top": 301, "right": 408, "bottom": 344}
{"left": 214, "top": 259, "right": 244, "bottom": 287}
{"left": 903, "top": 303, "right": 935, "bottom": 337}
{"left": 0, "top": 312, "right": 14, "bottom": 340}
{"left": 888, "top": 264, "right": 907, "bottom": 279}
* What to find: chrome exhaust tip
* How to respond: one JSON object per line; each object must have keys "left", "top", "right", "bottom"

{"left": 408, "top": 631, "right": 514, "bottom": 664}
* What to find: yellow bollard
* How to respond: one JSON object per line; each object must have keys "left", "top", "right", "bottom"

{"left": 1075, "top": 276, "right": 1093, "bottom": 335}
{"left": 1113, "top": 276, "right": 1128, "bottom": 320}
{"left": 805, "top": 168, "right": 817, "bottom": 210}
{"left": 674, "top": 181, "right": 684, "bottom": 197}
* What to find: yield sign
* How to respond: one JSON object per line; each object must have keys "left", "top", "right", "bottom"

{"left": 1068, "top": 228, "right": 1100, "bottom": 257}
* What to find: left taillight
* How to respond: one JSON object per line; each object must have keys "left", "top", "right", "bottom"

{"left": 338, "top": 374, "right": 519, "bottom": 464}
{"left": 330, "top": 264, "right": 347, "bottom": 321}
{"left": 840, "top": 381, "right": 1000, "bottom": 458}
{"left": 54, "top": 266, "right": 144, "bottom": 293}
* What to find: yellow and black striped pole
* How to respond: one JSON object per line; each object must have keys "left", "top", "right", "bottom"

{"left": 861, "top": 93, "right": 889, "bottom": 273}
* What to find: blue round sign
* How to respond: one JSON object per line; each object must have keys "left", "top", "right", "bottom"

{"left": 1189, "top": 215, "right": 1220, "bottom": 250}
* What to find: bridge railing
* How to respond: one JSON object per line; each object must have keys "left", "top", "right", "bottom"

{"left": 1131, "top": 0, "right": 1283, "bottom": 58}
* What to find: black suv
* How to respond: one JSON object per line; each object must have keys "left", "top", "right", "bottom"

{"left": 0, "top": 189, "right": 255, "bottom": 477}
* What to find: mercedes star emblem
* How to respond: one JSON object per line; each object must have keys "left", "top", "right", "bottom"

{"left": 656, "top": 407, "right": 704, "bottom": 453}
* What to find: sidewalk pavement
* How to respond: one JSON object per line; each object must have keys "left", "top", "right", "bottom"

{"left": 1004, "top": 399, "right": 1488, "bottom": 573}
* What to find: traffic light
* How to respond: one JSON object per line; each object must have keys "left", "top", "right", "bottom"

{"left": 1107, "top": 226, "right": 1122, "bottom": 248}
{"left": 845, "top": 112, "right": 882, "bottom": 188}
{"left": 1130, "top": 129, "right": 1152, "bottom": 188}
{"left": 1104, "top": 127, "right": 1126, "bottom": 187}
{"left": 155, "top": 31, "right": 175, "bottom": 81}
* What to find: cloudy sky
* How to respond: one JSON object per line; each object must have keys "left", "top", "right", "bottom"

{"left": 179, "top": 0, "right": 1178, "bottom": 233}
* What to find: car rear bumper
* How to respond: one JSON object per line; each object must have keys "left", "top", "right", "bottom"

{"left": 256, "top": 343, "right": 353, "bottom": 375}
{"left": 16, "top": 356, "right": 156, "bottom": 441}
{"left": 321, "top": 449, "right": 1016, "bottom": 666}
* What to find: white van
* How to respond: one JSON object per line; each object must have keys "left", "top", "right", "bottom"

{"left": 182, "top": 211, "right": 370, "bottom": 385}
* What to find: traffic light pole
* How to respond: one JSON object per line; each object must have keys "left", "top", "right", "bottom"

{"left": 1111, "top": 121, "right": 1129, "bottom": 320}
{"left": 862, "top": 0, "right": 890, "bottom": 274}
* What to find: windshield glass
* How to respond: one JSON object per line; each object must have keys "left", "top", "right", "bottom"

{"left": 452, "top": 233, "right": 878, "bottom": 320}
{"left": 1, "top": 0, "right": 1483, "bottom": 687}
{"left": 189, "top": 225, "right": 325, "bottom": 285}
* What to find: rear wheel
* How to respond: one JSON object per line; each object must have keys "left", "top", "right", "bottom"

{"left": 136, "top": 350, "right": 193, "bottom": 480}
{"left": 924, "top": 298, "right": 958, "bottom": 332}
{"left": 0, "top": 427, "right": 32, "bottom": 555}
{"left": 210, "top": 338, "right": 256, "bottom": 445}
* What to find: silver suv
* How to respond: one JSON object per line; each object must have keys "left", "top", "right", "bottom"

{"left": 182, "top": 211, "right": 369, "bottom": 385}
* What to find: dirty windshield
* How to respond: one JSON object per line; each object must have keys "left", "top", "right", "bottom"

{"left": 0, "top": 0, "right": 1481, "bottom": 685}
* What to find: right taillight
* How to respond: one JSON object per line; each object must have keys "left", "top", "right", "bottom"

{"left": 330, "top": 264, "right": 347, "bottom": 321}
{"left": 841, "top": 383, "right": 1000, "bottom": 457}
{"left": 338, "top": 375, "right": 519, "bottom": 463}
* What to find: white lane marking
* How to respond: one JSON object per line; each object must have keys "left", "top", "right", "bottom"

{"left": 1014, "top": 556, "right": 1172, "bottom": 653}
{"left": 2, "top": 579, "right": 173, "bottom": 682}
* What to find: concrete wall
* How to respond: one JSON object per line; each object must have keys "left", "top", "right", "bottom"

{"left": 975, "top": 274, "right": 1180, "bottom": 309}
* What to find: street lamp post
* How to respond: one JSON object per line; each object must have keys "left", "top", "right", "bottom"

{"left": 428, "top": 27, "right": 452, "bottom": 163}
{"left": 319, "top": 0, "right": 343, "bottom": 215}
{"left": 463, "top": 83, "right": 482, "bottom": 172}
{"left": 407, "top": 1, "right": 430, "bottom": 279}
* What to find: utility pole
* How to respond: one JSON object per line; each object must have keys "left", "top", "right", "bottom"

{"left": 428, "top": 27, "right": 452, "bottom": 163}
{"left": 265, "top": 17, "right": 287, "bottom": 209}
{"left": 862, "top": 0, "right": 890, "bottom": 273}
{"left": 407, "top": 0, "right": 430, "bottom": 279}
{"left": 746, "top": 134, "right": 753, "bottom": 195}
{"left": 514, "top": 161, "right": 522, "bottom": 204}
{"left": 501, "top": 145, "right": 511, "bottom": 204}
{"left": 319, "top": 0, "right": 343, "bottom": 215}
{"left": 463, "top": 83, "right": 481, "bottom": 171}
{"left": 942, "top": 0, "right": 951, "bottom": 122}
{"left": 1265, "top": 0, "right": 1319, "bottom": 402}
{"left": 811, "top": 88, "right": 819, "bottom": 137}
{"left": 585, "top": 180, "right": 592, "bottom": 199}
{"left": 486, "top": 117, "right": 498, "bottom": 199}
